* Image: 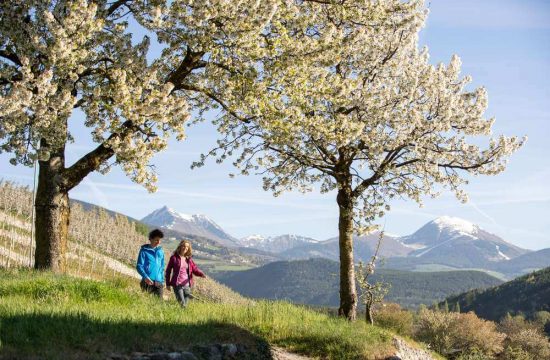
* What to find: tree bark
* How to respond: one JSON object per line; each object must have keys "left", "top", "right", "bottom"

{"left": 366, "top": 303, "right": 374, "bottom": 325}
{"left": 336, "top": 180, "right": 357, "bottom": 321}
{"left": 32, "top": 121, "right": 121, "bottom": 271}
{"left": 34, "top": 144, "right": 70, "bottom": 272}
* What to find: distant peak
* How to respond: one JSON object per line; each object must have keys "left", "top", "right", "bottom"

{"left": 432, "top": 216, "right": 477, "bottom": 233}
{"left": 149, "top": 206, "right": 192, "bottom": 221}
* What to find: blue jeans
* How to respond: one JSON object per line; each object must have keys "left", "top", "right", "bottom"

{"left": 174, "top": 285, "right": 192, "bottom": 307}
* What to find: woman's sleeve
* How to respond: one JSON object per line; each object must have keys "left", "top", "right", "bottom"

{"left": 192, "top": 260, "right": 205, "bottom": 277}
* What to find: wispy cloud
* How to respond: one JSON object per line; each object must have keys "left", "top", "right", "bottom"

{"left": 468, "top": 201, "right": 498, "bottom": 225}
{"left": 75, "top": 180, "right": 334, "bottom": 211}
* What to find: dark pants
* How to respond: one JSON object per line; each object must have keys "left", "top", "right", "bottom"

{"left": 174, "top": 285, "right": 193, "bottom": 307}
{"left": 140, "top": 279, "right": 164, "bottom": 298}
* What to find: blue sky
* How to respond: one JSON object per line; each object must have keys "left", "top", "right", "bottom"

{"left": 2, "top": 0, "right": 549, "bottom": 249}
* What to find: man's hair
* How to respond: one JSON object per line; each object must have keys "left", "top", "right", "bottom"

{"left": 149, "top": 229, "right": 164, "bottom": 240}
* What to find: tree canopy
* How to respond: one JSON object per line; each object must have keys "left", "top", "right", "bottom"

{"left": 203, "top": 0, "right": 525, "bottom": 233}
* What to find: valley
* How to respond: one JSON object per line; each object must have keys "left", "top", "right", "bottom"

{"left": 129, "top": 205, "right": 550, "bottom": 309}
{"left": 1, "top": 181, "right": 548, "bottom": 359}
{"left": 2, "top": 181, "right": 549, "bottom": 315}
{"left": 212, "top": 258, "right": 504, "bottom": 309}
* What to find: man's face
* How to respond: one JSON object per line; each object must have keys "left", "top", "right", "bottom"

{"left": 150, "top": 237, "right": 162, "bottom": 248}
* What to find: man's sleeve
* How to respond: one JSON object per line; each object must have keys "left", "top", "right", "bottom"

{"left": 160, "top": 252, "right": 166, "bottom": 283}
{"left": 136, "top": 248, "right": 148, "bottom": 280}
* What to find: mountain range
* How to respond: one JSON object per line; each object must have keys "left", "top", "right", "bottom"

{"left": 239, "top": 234, "right": 320, "bottom": 253}
{"left": 140, "top": 207, "right": 550, "bottom": 278}
{"left": 274, "top": 216, "right": 546, "bottom": 278}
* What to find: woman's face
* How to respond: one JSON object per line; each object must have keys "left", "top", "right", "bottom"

{"left": 180, "top": 242, "right": 190, "bottom": 255}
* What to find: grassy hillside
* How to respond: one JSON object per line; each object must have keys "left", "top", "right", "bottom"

{"left": 215, "top": 258, "right": 503, "bottom": 309}
{"left": 0, "top": 270, "right": 400, "bottom": 360}
{"left": 70, "top": 199, "right": 150, "bottom": 236}
{"left": 444, "top": 266, "right": 550, "bottom": 322}
{"left": 0, "top": 180, "right": 248, "bottom": 305}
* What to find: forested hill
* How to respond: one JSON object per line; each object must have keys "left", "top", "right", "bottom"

{"left": 444, "top": 266, "right": 550, "bottom": 321}
{"left": 214, "top": 258, "right": 503, "bottom": 309}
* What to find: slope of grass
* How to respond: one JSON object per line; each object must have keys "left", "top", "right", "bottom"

{"left": 0, "top": 208, "right": 251, "bottom": 306}
{"left": 0, "top": 269, "right": 396, "bottom": 360}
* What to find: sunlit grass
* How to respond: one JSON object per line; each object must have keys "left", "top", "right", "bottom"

{"left": 0, "top": 269, "right": 395, "bottom": 359}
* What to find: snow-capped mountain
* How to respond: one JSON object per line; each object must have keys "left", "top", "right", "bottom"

{"left": 239, "top": 234, "right": 320, "bottom": 253}
{"left": 279, "top": 232, "right": 412, "bottom": 261}
{"left": 399, "top": 216, "right": 528, "bottom": 263}
{"left": 141, "top": 206, "right": 238, "bottom": 247}
{"left": 268, "top": 216, "right": 533, "bottom": 273}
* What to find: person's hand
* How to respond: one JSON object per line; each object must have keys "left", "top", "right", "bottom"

{"left": 202, "top": 274, "right": 207, "bottom": 279}
{"left": 144, "top": 278, "right": 153, "bottom": 286}
{"left": 166, "top": 285, "right": 171, "bottom": 291}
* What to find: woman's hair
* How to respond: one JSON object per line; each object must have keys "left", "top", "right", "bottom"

{"left": 174, "top": 240, "right": 192, "bottom": 257}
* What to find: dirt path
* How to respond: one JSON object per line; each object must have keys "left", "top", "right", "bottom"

{"left": 271, "top": 346, "right": 313, "bottom": 360}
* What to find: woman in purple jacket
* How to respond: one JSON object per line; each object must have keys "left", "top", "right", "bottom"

{"left": 165, "top": 240, "right": 206, "bottom": 307}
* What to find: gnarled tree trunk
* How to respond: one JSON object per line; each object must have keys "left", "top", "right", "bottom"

{"left": 32, "top": 126, "right": 118, "bottom": 271}
{"left": 336, "top": 180, "right": 357, "bottom": 321}
{"left": 34, "top": 145, "right": 69, "bottom": 272}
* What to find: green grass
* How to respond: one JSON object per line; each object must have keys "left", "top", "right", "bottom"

{"left": 195, "top": 258, "right": 255, "bottom": 273}
{"left": 211, "top": 264, "right": 255, "bottom": 271}
{"left": 0, "top": 269, "right": 396, "bottom": 360}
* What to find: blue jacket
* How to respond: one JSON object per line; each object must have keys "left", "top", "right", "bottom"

{"left": 136, "top": 244, "right": 165, "bottom": 282}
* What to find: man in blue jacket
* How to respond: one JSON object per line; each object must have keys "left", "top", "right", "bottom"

{"left": 136, "top": 229, "right": 165, "bottom": 298}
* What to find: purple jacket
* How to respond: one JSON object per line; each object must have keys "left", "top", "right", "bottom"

{"left": 165, "top": 254, "right": 205, "bottom": 287}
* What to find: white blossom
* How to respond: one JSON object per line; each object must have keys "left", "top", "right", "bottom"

{"left": 202, "top": 0, "right": 525, "bottom": 234}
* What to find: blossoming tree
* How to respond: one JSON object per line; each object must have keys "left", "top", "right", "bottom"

{"left": 0, "top": 0, "right": 317, "bottom": 271}
{"left": 202, "top": 0, "right": 525, "bottom": 320}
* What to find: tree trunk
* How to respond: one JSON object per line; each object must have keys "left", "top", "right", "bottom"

{"left": 336, "top": 182, "right": 357, "bottom": 321}
{"left": 34, "top": 145, "right": 69, "bottom": 272}
{"left": 366, "top": 303, "right": 374, "bottom": 325}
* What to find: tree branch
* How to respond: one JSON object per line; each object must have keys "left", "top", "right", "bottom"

{"left": 105, "top": 0, "right": 131, "bottom": 16}
{"left": 62, "top": 120, "right": 134, "bottom": 190}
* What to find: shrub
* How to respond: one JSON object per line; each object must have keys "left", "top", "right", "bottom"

{"left": 455, "top": 348, "right": 492, "bottom": 360}
{"left": 498, "top": 316, "right": 550, "bottom": 360}
{"left": 499, "top": 346, "right": 531, "bottom": 360}
{"left": 503, "top": 329, "right": 550, "bottom": 360}
{"left": 498, "top": 314, "right": 541, "bottom": 334}
{"left": 415, "top": 309, "right": 505, "bottom": 358}
{"left": 374, "top": 303, "right": 414, "bottom": 336}
{"left": 533, "top": 311, "right": 550, "bottom": 336}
